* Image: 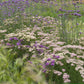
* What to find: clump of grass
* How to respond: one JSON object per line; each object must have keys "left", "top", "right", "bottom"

{"left": 0, "top": 46, "right": 47, "bottom": 84}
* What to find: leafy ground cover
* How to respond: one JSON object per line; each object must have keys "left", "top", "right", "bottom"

{"left": 0, "top": 0, "right": 84, "bottom": 84}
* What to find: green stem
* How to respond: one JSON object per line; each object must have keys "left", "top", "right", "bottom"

{"left": 49, "top": 66, "right": 54, "bottom": 84}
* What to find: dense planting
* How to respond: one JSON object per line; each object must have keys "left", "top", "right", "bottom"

{"left": 0, "top": 0, "right": 84, "bottom": 84}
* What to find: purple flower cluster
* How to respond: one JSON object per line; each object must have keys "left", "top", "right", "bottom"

{"left": 33, "top": 42, "right": 49, "bottom": 54}
{"left": 36, "top": 49, "right": 44, "bottom": 54}
{"left": 47, "top": 58, "right": 51, "bottom": 61}
{"left": 53, "top": 55, "right": 60, "bottom": 59}
{"left": 58, "top": 14, "right": 63, "bottom": 17}
{"left": 72, "top": 13, "right": 81, "bottom": 17}
{"left": 6, "top": 37, "right": 23, "bottom": 47}
{"left": 0, "top": 0, "right": 30, "bottom": 19}
{"left": 9, "top": 37, "right": 18, "bottom": 40}
{"left": 32, "top": 0, "right": 39, "bottom": 3}
{"left": 45, "top": 55, "right": 60, "bottom": 67}
{"left": 59, "top": 8, "right": 66, "bottom": 12}
{"left": 72, "top": 3, "right": 76, "bottom": 6}
{"left": 51, "top": 60, "right": 55, "bottom": 66}
{"left": 45, "top": 59, "right": 55, "bottom": 66}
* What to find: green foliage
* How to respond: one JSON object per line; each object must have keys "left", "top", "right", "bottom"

{"left": 0, "top": 46, "right": 47, "bottom": 84}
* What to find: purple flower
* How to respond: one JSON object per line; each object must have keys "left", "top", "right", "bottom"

{"left": 47, "top": 21, "right": 50, "bottom": 24}
{"left": 16, "top": 42, "right": 21, "bottom": 46}
{"left": 20, "top": 8, "right": 25, "bottom": 11}
{"left": 55, "top": 4, "right": 58, "bottom": 6}
{"left": 18, "top": 7, "right": 20, "bottom": 9}
{"left": 33, "top": 41, "right": 37, "bottom": 48}
{"left": 43, "top": 69, "right": 47, "bottom": 73}
{"left": 53, "top": 55, "right": 59, "bottom": 59}
{"left": 37, "top": 49, "right": 44, "bottom": 53}
{"left": 56, "top": 56, "right": 60, "bottom": 59}
{"left": 53, "top": 55, "right": 60, "bottom": 59}
{"left": 50, "top": 2, "right": 53, "bottom": 4}
{"left": 73, "top": 13, "right": 81, "bottom": 17}
{"left": 59, "top": 8, "right": 66, "bottom": 12}
{"left": 26, "top": 45, "right": 30, "bottom": 48}
{"left": 8, "top": 12, "right": 11, "bottom": 17}
{"left": 28, "top": 61, "right": 32, "bottom": 64}
{"left": 36, "top": 14, "right": 38, "bottom": 17}
{"left": 73, "top": 3, "right": 76, "bottom": 6}
{"left": 68, "top": 10, "right": 73, "bottom": 13}
{"left": 9, "top": 37, "right": 13, "bottom": 40}
{"left": 33, "top": 44, "right": 37, "bottom": 48}
{"left": 71, "top": 26, "right": 72, "bottom": 28}
{"left": 45, "top": 46, "right": 49, "bottom": 49}
{"left": 47, "top": 58, "right": 51, "bottom": 61}
{"left": 77, "top": 10, "right": 80, "bottom": 13}
{"left": 6, "top": 43, "right": 11, "bottom": 46}
{"left": 76, "top": 23, "right": 79, "bottom": 25}
{"left": 47, "top": 0, "right": 50, "bottom": 1}
{"left": 39, "top": 45, "right": 44, "bottom": 48}
{"left": 43, "top": 65, "right": 46, "bottom": 68}
{"left": 51, "top": 60, "right": 55, "bottom": 63}
{"left": 59, "top": 8, "right": 63, "bottom": 11}
{"left": 53, "top": 55, "right": 56, "bottom": 57}
{"left": 13, "top": 37, "right": 18, "bottom": 40}
{"left": 58, "top": 14, "right": 63, "bottom": 17}
{"left": 45, "top": 62, "right": 50, "bottom": 66}
{"left": 79, "top": 32, "right": 82, "bottom": 34}
{"left": 51, "top": 63, "right": 55, "bottom": 66}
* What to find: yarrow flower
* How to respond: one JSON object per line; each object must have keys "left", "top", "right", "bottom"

{"left": 62, "top": 69, "right": 66, "bottom": 72}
